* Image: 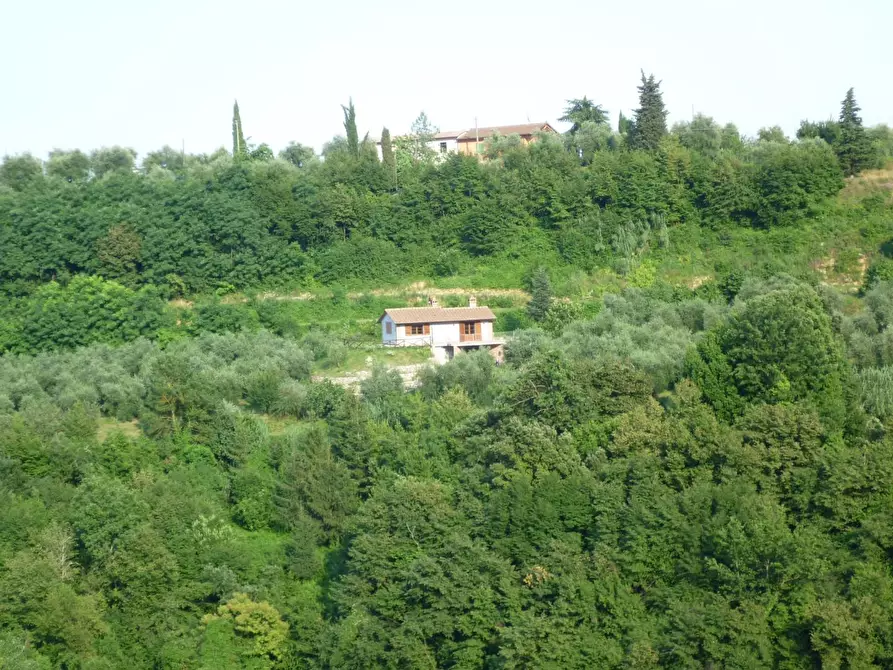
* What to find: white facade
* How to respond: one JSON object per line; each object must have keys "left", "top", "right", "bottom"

{"left": 430, "top": 137, "right": 458, "bottom": 157}
{"left": 431, "top": 322, "right": 459, "bottom": 346}
{"left": 379, "top": 302, "right": 504, "bottom": 365}
{"left": 480, "top": 321, "right": 494, "bottom": 341}
{"left": 376, "top": 134, "right": 460, "bottom": 161}
{"left": 381, "top": 318, "right": 481, "bottom": 347}
{"left": 380, "top": 315, "right": 433, "bottom": 346}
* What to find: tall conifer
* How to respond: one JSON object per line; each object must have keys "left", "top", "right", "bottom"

{"left": 629, "top": 71, "right": 668, "bottom": 151}
{"left": 835, "top": 88, "right": 874, "bottom": 176}
{"left": 380, "top": 127, "right": 396, "bottom": 176}
{"left": 342, "top": 99, "right": 359, "bottom": 158}
{"left": 527, "top": 268, "right": 552, "bottom": 322}
{"left": 232, "top": 100, "right": 247, "bottom": 158}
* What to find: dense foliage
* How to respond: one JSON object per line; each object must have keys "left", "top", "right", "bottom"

{"left": 3, "top": 85, "right": 888, "bottom": 301}
{"left": 1, "top": 278, "right": 893, "bottom": 667}
{"left": 2, "top": 78, "right": 893, "bottom": 667}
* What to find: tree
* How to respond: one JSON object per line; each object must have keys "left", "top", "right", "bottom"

{"left": 141, "top": 145, "right": 186, "bottom": 173}
{"left": 279, "top": 142, "right": 316, "bottom": 168}
{"left": 0, "top": 154, "right": 43, "bottom": 190}
{"left": 397, "top": 111, "right": 438, "bottom": 164}
{"left": 90, "top": 146, "right": 136, "bottom": 178}
{"left": 629, "top": 71, "right": 667, "bottom": 151}
{"left": 46, "top": 149, "right": 91, "bottom": 182}
{"left": 96, "top": 223, "right": 142, "bottom": 281}
{"left": 249, "top": 143, "right": 274, "bottom": 162}
{"left": 835, "top": 87, "right": 875, "bottom": 176}
{"left": 721, "top": 123, "right": 743, "bottom": 151}
{"left": 757, "top": 126, "right": 788, "bottom": 143}
{"left": 618, "top": 111, "right": 633, "bottom": 136}
{"left": 559, "top": 97, "right": 608, "bottom": 133}
{"left": 566, "top": 122, "right": 618, "bottom": 163}
{"left": 341, "top": 98, "right": 359, "bottom": 158}
{"left": 672, "top": 114, "right": 722, "bottom": 156}
{"left": 527, "top": 267, "right": 552, "bottom": 322}
{"left": 687, "top": 286, "right": 852, "bottom": 431}
{"left": 274, "top": 425, "right": 359, "bottom": 537}
{"left": 750, "top": 139, "right": 843, "bottom": 226}
{"left": 232, "top": 100, "right": 247, "bottom": 158}
{"left": 380, "top": 126, "right": 396, "bottom": 177}
{"left": 200, "top": 593, "right": 289, "bottom": 665}
{"left": 797, "top": 119, "right": 840, "bottom": 145}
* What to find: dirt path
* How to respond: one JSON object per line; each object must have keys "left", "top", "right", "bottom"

{"left": 231, "top": 283, "right": 530, "bottom": 304}
{"left": 312, "top": 363, "right": 430, "bottom": 390}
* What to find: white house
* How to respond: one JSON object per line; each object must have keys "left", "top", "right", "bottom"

{"left": 376, "top": 123, "right": 558, "bottom": 161}
{"left": 378, "top": 296, "right": 504, "bottom": 364}
{"left": 375, "top": 130, "right": 465, "bottom": 161}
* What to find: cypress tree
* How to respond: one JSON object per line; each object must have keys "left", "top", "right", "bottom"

{"left": 527, "top": 267, "right": 552, "bottom": 322}
{"left": 618, "top": 111, "right": 633, "bottom": 136}
{"left": 835, "top": 88, "right": 874, "bottom": 176}
{"left": 629, "top": 71, "right": 668, "bottom": 151}
{"left": 342, "top": 98, "right": 359, "bottom": 158}
{"left": 380, "top": 127, "right": 396, "bottom": 177}
{"left": 232, "top": 100, "right": 247, "bottom": 158}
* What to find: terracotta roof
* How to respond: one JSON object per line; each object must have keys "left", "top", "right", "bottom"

{"left": 379, "top": 306, "right": 496, "bottom": 324}
{"left": 375, "top": 124, "right": 557, "bottom": 144}
{"left": 457, "top": 123, "right": 556, "bottom": 140}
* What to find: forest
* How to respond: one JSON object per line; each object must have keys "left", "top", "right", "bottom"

{"left": 2, "top": 75, "right": 893, "bottom": 668}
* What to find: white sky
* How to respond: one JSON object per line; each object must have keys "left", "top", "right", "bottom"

{"left": 3, "top": 0, "right": 891, "bottom": 160}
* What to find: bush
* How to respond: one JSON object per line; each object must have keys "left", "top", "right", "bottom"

{"left": 858, "top": 367, "right": 893, "bottom": 423}
{"left": 192, "top": 301, "right": 261, "bottom": 334}
{"left": 0, "top": 276, "right": 171, "bottom": 354}
{"left": 316, "top": 237, "right": 404, "bottom": 284}
{"left": 751, "top": 140, "right": 844, "bottom": 226}
{"left": 863, "top": 259, "right": 893, "bottom": 294}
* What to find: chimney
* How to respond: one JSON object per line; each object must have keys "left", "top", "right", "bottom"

{"left": 468, "top": 295, "right": 477, "bottom": 308}
{"left": 429, "top": 295, "right": 439, "bottom": 308}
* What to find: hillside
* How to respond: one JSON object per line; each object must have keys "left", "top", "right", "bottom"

{"left": 2, "top": 89, "right": 893, "bottom": 667}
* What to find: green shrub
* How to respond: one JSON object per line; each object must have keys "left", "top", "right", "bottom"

{"left": 192, "top": 301, "right": 261, "bottom": 334}
{"left": 0, "top": 276, "right": 171, "bottom": 354}
{"left": 316, "top": 237, "right": 404, "bottom": 284}
{"left": 858, "top": 366, "right": 893, "bottom": 422}
{"left": 863, "top": 258, "right": 893, "bottom": 294}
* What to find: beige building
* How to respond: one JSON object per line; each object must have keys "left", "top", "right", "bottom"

{"left": 455, "top": 122, "right": 558, "bottom": 157}
{"left": 377, "top": 122, "right": 558, "bottom": 161}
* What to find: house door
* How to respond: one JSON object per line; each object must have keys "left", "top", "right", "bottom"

{"left": 460, "top": 322, "right": 480, "bottom": 342}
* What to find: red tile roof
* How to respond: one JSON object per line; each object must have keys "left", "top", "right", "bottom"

{"left": 457, "top": 123, "right": 556, "bottom": 140}
{"left": 376, "top": 123, "right": 557, "bottom": 144}
{"left": 379, "top": 306, "right": 496, "bottom": 325}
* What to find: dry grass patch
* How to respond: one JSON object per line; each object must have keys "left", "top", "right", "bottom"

{"left": 97, "top": 418, "right": 141, "bottom": 442}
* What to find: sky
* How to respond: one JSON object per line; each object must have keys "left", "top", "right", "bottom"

{"left": 2, "top": 0, "right": 891, "bottom": 161}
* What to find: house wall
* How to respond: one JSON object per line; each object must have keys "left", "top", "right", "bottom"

{"left": 382, "top": 318, "right": 496, "bottom": 348}
{"left": 480, "top": 321, "right": 494, "bottom": 340}
{"left": 457, "top": 139, "right": 484, "bottom": 156}
{"left": 458, "top": 132, "right": 552, "bottom": 157}
{"left": 378, "top": 138, "right": 458, "bottom": 162}
{"left": 429, "top": 138, "right": 458, "bottom": 156}
{"left": 381, "top": 315, "right": 397, "bottom": 344}
{"left": 431, "top": 322, "right": 459, "bottom": 346}
{"left": 395, "top": 324, "right": 431, "bottom": 347}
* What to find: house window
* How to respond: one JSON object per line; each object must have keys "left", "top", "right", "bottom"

{"left": 385, "top": 322, "right": 392, "bottom": 335}
{"left": 410, "top": 324, "right": 426, "bottom": 335}
{"left": 439, "top": 142, "right": 447, "bottom": 153}
{"left": 475, "top": 143, "right": 485, "bottom": 154}
{"left": 463, "top": 322, "right": 477, "bottom": 335}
